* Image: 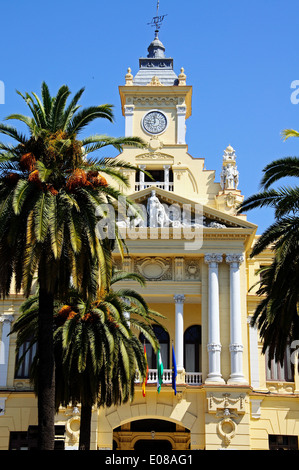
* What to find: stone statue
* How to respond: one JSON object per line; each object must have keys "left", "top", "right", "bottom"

{"left": 147, "top": 190, "right": 169, "bottom": 227}
{"left": 220, "top": 163, "right": 239, "bottom": 190}
{"left": 220, "top": 145, "right": 239, "bottom": 191}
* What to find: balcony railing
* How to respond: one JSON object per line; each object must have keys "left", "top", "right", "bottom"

{"left": 135, "top": 182, "right": 174, "bottom": 192}
{"left": 135, "top": 369, "right": 202, "bottom": 386}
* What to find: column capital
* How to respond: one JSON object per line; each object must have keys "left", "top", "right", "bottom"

{"left": 124, "top": 104, "right": 134, "bottom": 115}
{"left": 207, "top": 343, "right": 222, "bottom": 352}
{"left": 0, "top": 315, "right": 14, "bottom": 324}
{"left": 226, "top": 253, "right": 244, "bottom": 265}
{"left": 204, "top": 253, "right": 223, "bottom": 265}
{"left": 174, "top": 294, "right": 185, "bottom": 304}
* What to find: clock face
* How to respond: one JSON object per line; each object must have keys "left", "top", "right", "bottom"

{"left": 142, "top": 111, "right": 167, "bottom": 135}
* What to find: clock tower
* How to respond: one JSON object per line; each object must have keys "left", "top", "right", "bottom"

{"left": 119, "top": 30, "right": 192, "bottom": 147}
{"left": 117, "top": 27, "right": 243, "bottom": 213}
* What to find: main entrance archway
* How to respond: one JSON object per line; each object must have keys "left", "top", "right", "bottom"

{"left": 113, "top": 419, "right": 190, "bottom": 451}
{"left": 134, "top": 439, "right": 172, "bottom": 452}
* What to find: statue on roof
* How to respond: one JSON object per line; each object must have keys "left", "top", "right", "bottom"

{"left": 220, "top": 146, "right": 239, "bottom": 190}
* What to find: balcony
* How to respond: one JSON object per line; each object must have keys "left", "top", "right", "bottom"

{"left": 136, "top": 166, "right": 174, "bottom": 192}
{"left": 135, "top": 181, "right": 174, "bottom": 192}
{"left": 135, "top": 369, "right": 202, "bottom": 386}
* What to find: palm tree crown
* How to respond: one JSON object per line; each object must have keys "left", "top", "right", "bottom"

{"left": 238, "top": 129, "right": 299, "bottom": 366}
{"left": 0, "top": 82, "right": 145, "bottom": 450}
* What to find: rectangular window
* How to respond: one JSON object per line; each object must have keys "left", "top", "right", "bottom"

{"left": 10, "top": 426, "right": 65, "bottom": 450}
{"left": 266, "top": 346, "right": 294, "bottom": 382}
{"left": 15, "top": 340, "right": 37, "bottom": 379}
{"left": 9, "top": 432, "right": 29, "bottom": 450}
{"left": 269, "top": 434, "right": 298, "bottom": 450}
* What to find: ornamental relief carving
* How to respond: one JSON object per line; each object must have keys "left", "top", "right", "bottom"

{"left": 136, "top": 152, "right": 174, "bottom": 161}
{"left": 114, "top": 256, "right": 201, "bottom": 282}
{"left": 133, "top": 96, "right": 179, "bottom": 107}
{"left": 135, "top": 257, "right": 172, "bottom": 281}
{"left": 207, "top": 393, "right": 247, "bottom": 448}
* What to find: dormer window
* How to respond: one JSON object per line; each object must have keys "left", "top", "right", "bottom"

{"left": 135, "top": 165, "right": 173, "bottom": 191}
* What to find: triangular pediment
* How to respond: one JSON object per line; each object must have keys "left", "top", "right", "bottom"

{"left": 126, "top": 185, "right": 257, "bottom": 232}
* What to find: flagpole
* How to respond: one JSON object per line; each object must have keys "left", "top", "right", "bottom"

{"left": 157, "top": 348, "right": 163, "bottom": 393}
{"left": 142, "top": 341, "right": 148, "bottom": 397}
{"left": 172, "top": 341, "right": 177, "bottom": 395}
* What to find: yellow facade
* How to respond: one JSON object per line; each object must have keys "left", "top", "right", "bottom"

{"left": 1, "top": 32, "right": 299, "bottom": 451}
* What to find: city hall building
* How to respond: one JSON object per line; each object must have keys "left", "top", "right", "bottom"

{"left": 1, "top": 31, "right": 299, "bottom": 451}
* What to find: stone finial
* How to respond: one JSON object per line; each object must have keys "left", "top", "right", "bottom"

{"left": 223, "top": 145, "right": 236, "bottom": 166}
{"left": 178, "top": 67, "right": 186, "bottom": 86}
{"left": 125, "top": 67, "right": 133, "bottom": 86}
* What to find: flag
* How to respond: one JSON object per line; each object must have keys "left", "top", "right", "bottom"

{"left": 172, "top": 343, "right": 177, "bottom": 395}
{"left": 157, "top": 348, "right": 164, "bottom": 393}
{"left": 142, "top": 343, "right": 148, "bottom": 397}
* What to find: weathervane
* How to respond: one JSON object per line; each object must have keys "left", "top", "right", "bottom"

{"left": 147, "top": 0, "right": 167, "bottom": 33}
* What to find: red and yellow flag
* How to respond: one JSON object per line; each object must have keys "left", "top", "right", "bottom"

{"left": 142, "top": 343, "right": 148, "bottom": 397}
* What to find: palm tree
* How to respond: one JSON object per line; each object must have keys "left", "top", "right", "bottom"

{"left": 10, "top": 270, "right": 164, "bottom": 450}
{"left": 238, "top": 128, "right": 299, "bottom": 365}
{"left": 0, "top": 82, "right": 145, "bottom": 449}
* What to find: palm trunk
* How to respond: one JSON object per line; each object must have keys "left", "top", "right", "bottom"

{"left": 37, "top": 284, "right": 55, "bottom": 450}
{"left": 79, "top": 404, "right": 92, "bottom": 450}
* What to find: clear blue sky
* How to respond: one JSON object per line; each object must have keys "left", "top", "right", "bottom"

{"left": 1, "top": 0, "right": 299, "bottom": 234}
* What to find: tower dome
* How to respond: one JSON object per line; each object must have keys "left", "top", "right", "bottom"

{"left": 147, "top": 30, "right": 166, "bottom": 58}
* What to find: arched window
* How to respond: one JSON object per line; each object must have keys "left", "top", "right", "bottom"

{"left": 140, "top": 325, "right": 169, "bottom": 369}
{"left": 184, "top": 325, "right": 201, "bottom": 372}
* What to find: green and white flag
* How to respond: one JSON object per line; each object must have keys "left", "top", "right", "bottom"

{"left": 157, "top": 349, "right": 164, "bottom": 393}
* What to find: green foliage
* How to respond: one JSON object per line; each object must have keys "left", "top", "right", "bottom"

{"left": 238, "top": 130, "right": 299, "bottom": 365}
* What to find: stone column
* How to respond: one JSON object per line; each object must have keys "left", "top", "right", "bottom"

{"left": 204, "top": 254, "right": 224, "bottom": 383}
{"left": 139, "top": 165, "right": 146, "bottom": 190}
{"left": 0, "top": 315, "right": 14, "bottom": 387}
{"left": 174, "top": 294, "right": 185, "bottom": 371}
{"left": 163, "top": 165, "right": 170, "bottom": 191}
{"left": 226, "top": 254, "right": 247, "bottom": 384}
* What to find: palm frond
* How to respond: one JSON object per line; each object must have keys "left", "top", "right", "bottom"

{"left": 67, "top": 105, "right": 114, "bottom": 135}
{"left": 61, "top": 87, "right": 85, "bottom": 131}
{"left": 0, "top": 123, "right": 27, "bottom": 144}
{"left": 261, "top": 156, "right": 299, "bottom": 189}
{"left": 281, "top": 129, "right": 299, "bottom": 141}
{"left": 49, "top": 85, "right": 71, "bottom": 131}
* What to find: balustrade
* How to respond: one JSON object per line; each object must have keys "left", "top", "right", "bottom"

{"left": 135, "top": 181, "right": 174, "bottom": 191}
{"left": 135, "top": 369, "right": 202, "bottom": 386}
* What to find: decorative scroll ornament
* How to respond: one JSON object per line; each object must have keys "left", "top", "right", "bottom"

{"left": 136, "top": 257, "right": 171, "bottom": 280}
{"left": 147, "top": 76, "right": 164, "bottom": 86}
{"left": 207, "top": 392, "right": 246, "bottom": 448}
{"left": 226, "top": 253, "right": 244, "bottom": 265}
{"left": 65, "top": 406, "right": 81, "bottom": 445}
